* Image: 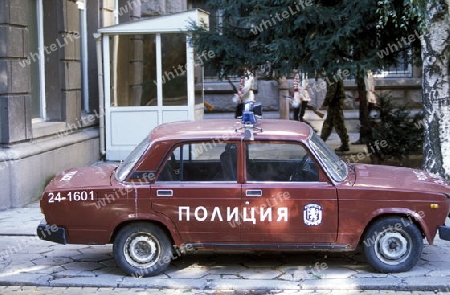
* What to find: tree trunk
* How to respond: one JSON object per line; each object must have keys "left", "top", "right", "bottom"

{"left": 354, "top": 46, "right": 372, "bottom": 144}
{"left": 278, "top": 76, "right": 290, "bottom": 119}
{"left": 356, "top": 75, "right": 371, "bottom": 143}
{"left": 357, "top": 74, "right": 382, "bottom": 164}
{"left": 421, "top": 0, "right": 450, "bottom": 180}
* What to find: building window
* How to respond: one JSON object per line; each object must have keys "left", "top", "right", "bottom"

{"left": 29, "top": 0, "right": 46, "bottom": 120}
{"left": 31, "top": 0, "right": 91, "bottom": 123}
{"left": 77, "top": 0, "right": 90, "bottom": 112}
{"left": 375, "top": 51, "right": 413, "bottom": 78}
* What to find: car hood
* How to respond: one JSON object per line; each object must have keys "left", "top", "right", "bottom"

{"left": 45, "top": 164, "right": 118, "bottom": 190}
{"left": 352, "top": 163, "right": 450, "bottom": 194}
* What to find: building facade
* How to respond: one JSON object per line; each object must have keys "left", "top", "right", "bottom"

{"left": 0, "top": 0, "right": 115, "bottom": 208}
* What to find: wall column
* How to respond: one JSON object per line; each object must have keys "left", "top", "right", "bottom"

{"left": 0, "top": 0, "right": 32, "bottom": 144}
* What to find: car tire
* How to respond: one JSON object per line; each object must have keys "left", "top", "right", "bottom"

{"left": 113, "top": 222, "right": 172, "bottom": 277}
{"left": 363, "top": 216, "right": 423, "bottom": 273}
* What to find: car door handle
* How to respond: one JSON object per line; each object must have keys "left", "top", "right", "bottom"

{"left": 246, "top": 190, "right": 262, "bottom": 197}
{"left": 157, "top": 190, "right": 173, "bottom": 197}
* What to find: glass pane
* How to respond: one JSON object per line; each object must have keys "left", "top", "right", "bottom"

{"left": 142, "top": 34, "right": 157, "bottom": 106}
{"left": 29, "top": 0, "right": 41, "bottom": 118}
{"left": 158, "top": 146, "right": 181, "bottom": 182}
{"left": 161, "top": 34, "right": 187, "bottom": 106}
{"left": 157, "top": 142, "right": 237, "bottom": 182}
{"left": 110, "top": 35, "right": 130, "bottom": 106}
{"left": 110, "top": 34, "right": 157, "bottom": 106}
{"left": 115, "top": 135, "right": 151, "bottom": 181}
{"left": 309, "top": 133, "right": 347, "bottom": 182}
{"left": 194, "top": 51, "right": 204, "bottom": 106}
{"left": 246, "top": 142, "right": 318, "bottom": 182}
{"left": 248, "top": 143, "right": 306, "bottom": 160}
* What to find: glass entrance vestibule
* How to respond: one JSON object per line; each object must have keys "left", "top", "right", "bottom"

{"left": 97, "top": 9, "right": 209, "bottom": 160}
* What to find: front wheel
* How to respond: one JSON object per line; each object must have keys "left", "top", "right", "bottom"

{"left": 363, "top": 217, "right": 423, "bottom": 273}
{"left": 113, "top": 222, "right": 172, "bottom": 277}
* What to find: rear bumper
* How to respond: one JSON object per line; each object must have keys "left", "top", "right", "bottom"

{"left": 438, "top": 225, "right": 450, "bottom": 241}
{"left": 36, "top": 220, "right": 67, "bottom": 244}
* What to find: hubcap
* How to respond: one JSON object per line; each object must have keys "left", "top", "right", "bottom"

{"left": 377, "top": 232, "right": 409, "bottom": 264}
{"left": 124, "top": 233, "right": 159, "bottom": 267}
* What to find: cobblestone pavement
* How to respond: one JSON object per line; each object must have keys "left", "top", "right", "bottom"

{"left": 1, "top": 286, "right": 450, "bottom": 295}
{"left": 1, "top": 215, "right": 450, "bottom": 294}
{"left": 1, "top": 235, "right": 450, "bottom": 293}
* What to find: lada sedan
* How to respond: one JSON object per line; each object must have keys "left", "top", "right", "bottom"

{"left": 37, "top": 118, "right": 450, "bottom": 277}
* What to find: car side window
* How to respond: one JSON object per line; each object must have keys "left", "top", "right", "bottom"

{"left": 157, "top": 142, "right": 238, "bottom": 182}
{"left": 246, "top": 142, "right": 319, "bottom": 182}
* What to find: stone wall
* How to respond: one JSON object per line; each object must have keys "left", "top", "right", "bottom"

{"left": 141, "top": 0, "right": 187, "bottom": 16}
{"left": 101, "top": 0, "right": 116, "bottom": 27}
{"left": 0, "top": 0, "right": 32, "bottom": 144}
{"left": 0, "top": 129, "right": 100, "bottom": 209}
{"left": 344, "top": 78, "right": 422, "bottom": 110}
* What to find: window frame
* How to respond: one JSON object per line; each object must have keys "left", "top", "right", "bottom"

{"left": 244, "top": 140, "right": 321, "bottom": 183}
{"left": 375, "top": 50, "right": 413, "bottom": 78}
{"left": 155, "top": 140, "right": 240, "bottom": 183}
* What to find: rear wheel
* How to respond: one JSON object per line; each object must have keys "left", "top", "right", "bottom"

{"left": 113, "top": 222, "right": 172, "bottom": 277}
{"left": 363, "top": 217, "right": 423, "bottom": 273}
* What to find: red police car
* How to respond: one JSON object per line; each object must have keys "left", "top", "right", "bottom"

{"left": 38, "top": 112, "right": 450, "bottom": 277}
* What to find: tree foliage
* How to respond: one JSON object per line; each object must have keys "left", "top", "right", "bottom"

{"left": 189, "top": 0, "right": 423, "bottom": 145}
{"left": 371, "top": 95, "right": 424, "bottom": 162}
{"left": 190, "top": 0, "right": 421, "bottom": 78}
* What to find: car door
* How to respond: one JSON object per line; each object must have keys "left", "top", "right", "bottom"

{"left": 240, "top": 141, "right": 338, "bottom": 244}
{"left": 151, "top": 141, "right": 242, "bottom": 244}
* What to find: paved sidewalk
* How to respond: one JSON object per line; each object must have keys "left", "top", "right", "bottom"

{"left": 0, "top": 205, "right": 450, "bottom": 293}
{"left": 0, "top": 286, "right": 449, "bottom": 295}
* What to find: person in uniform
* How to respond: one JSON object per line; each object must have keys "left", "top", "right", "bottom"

{"left": 320, "top": 71, "right": 350, "bottom": 152}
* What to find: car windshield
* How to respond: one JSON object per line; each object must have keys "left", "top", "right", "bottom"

{"left": 115, "top": 136, "right": 151, "bottom": 182}
{"left": 308, "top": 132, "right": 348, "bottom": 182}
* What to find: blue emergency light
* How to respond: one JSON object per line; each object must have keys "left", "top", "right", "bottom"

{"left": 236, "top": 102, "right": 263, "bottom": 140}
{"left": 240, "top": 102, "right": 262, "bottom": 125}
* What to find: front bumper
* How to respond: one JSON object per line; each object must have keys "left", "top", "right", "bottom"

{"left": 36, "top": 220, "right": 67, "bottom": 244}
{"left": 438, "top": 225, "right": 450, "bottom": 241}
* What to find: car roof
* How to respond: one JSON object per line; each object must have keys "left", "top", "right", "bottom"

{"left": 150, "top": 119, "right": 313, "bottom": 143}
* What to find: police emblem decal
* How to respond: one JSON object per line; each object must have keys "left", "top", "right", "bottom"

{"left": 303, "top": 203, "right": 323, "bottom": 226}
